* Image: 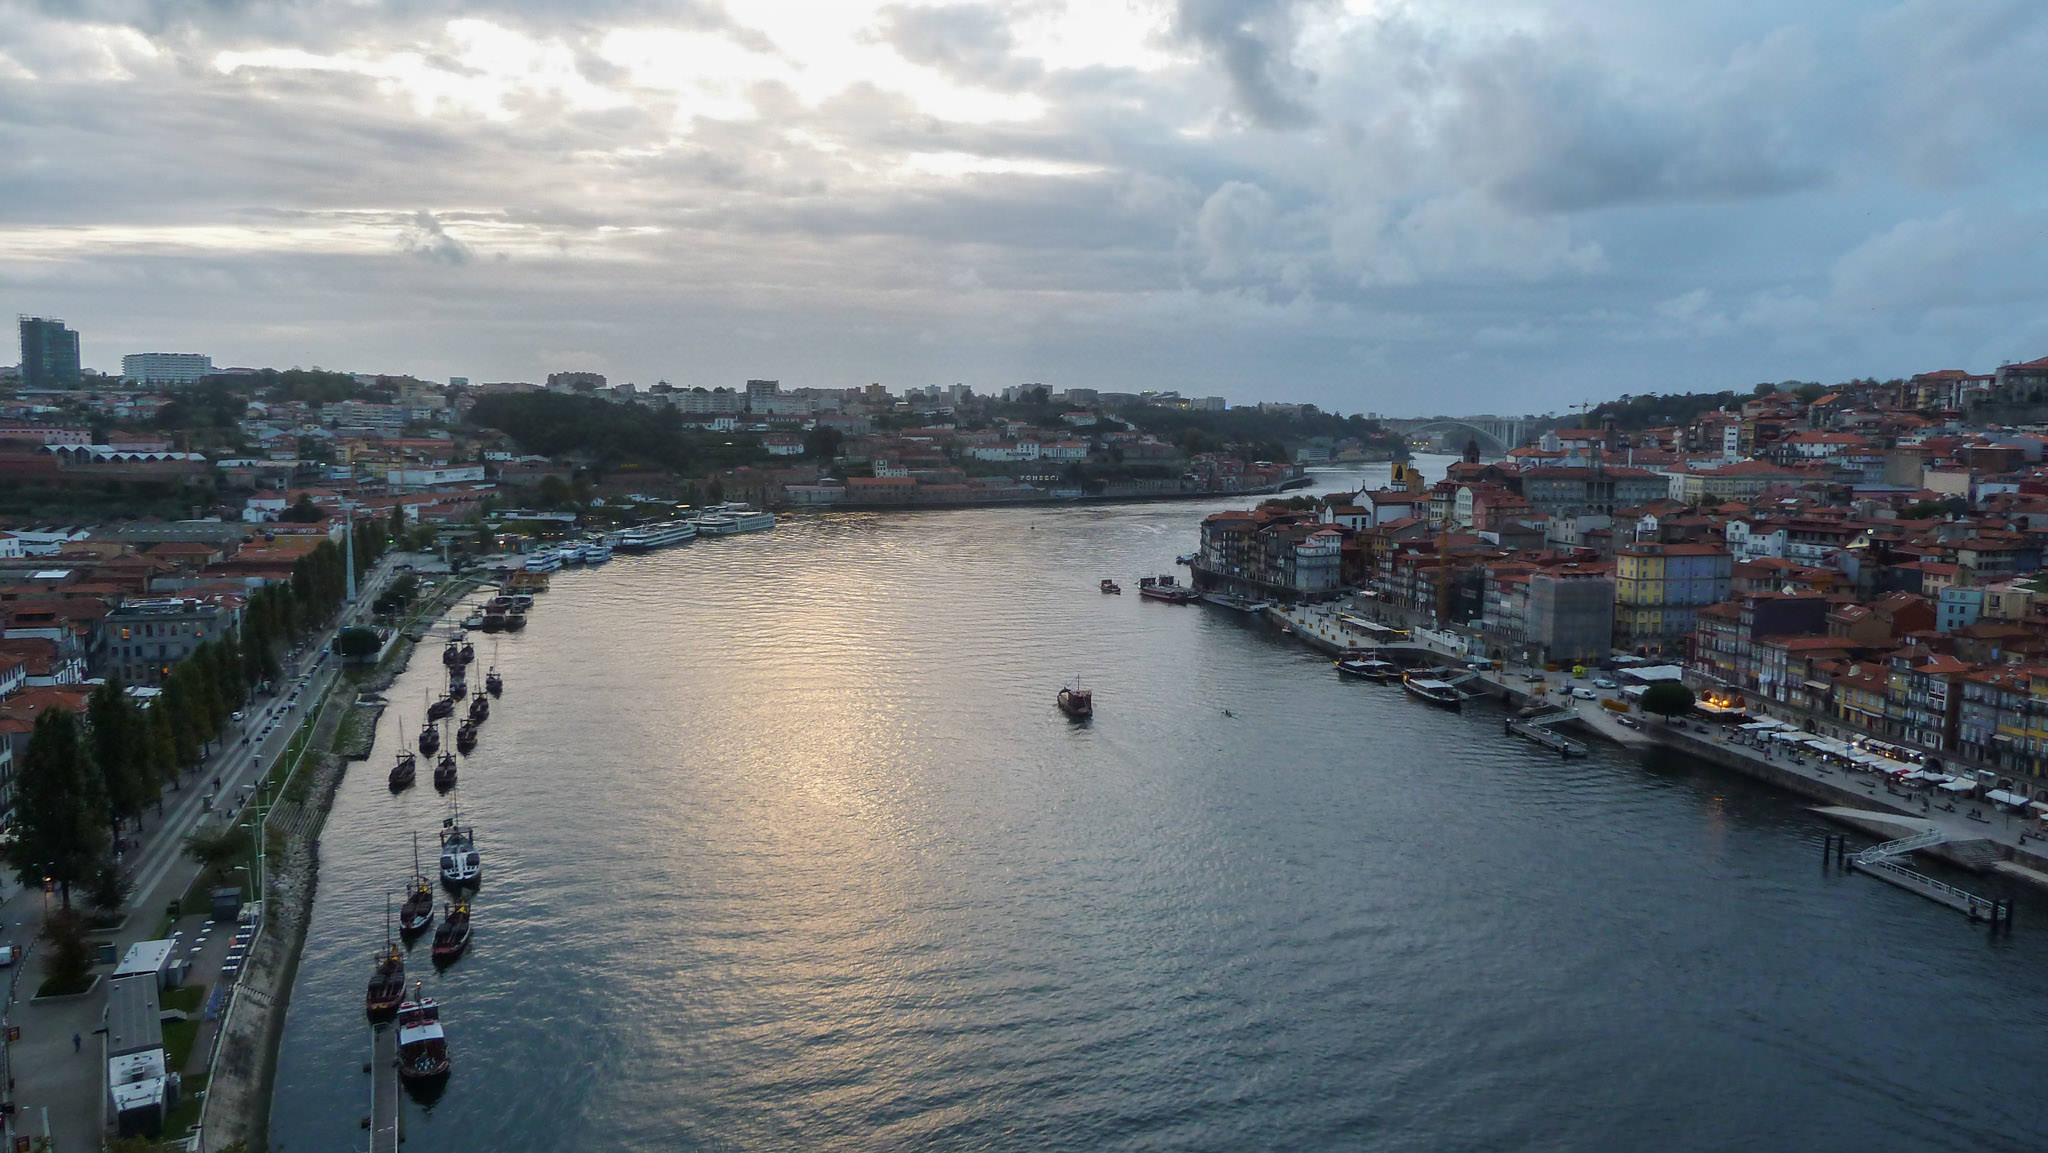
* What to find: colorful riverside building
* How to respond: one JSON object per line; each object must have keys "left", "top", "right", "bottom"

{"left": 1614, "top": 541, "right": 1732, "bottom": 656}
{"left": 1192, "top": 507, "right": 1345, "bottom": 604}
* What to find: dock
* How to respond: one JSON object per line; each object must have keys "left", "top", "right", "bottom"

{"left": 1504, "top": 711, "right": 1588, "bottom": 757}
{"left": 368, "top": 1026, "right": 399, "bottom": 1152}
{"left": 1824, "top": 826, "right": 2015, "bottom": 925}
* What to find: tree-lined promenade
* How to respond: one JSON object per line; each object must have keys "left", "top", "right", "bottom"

{"left": 1, "top": 534, "right": 380, "bottom": 994}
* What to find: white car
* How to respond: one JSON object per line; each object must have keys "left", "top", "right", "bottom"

{"left": 1592, "top": 677, "right": 1616, "bottom": 689}
{"left": 0, "top": 944, "right": 15, "bottom": 966}
{"left": 1572, "top": 687, "right": 1598, "bottom": 700}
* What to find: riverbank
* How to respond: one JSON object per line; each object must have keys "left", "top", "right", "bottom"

{"left": 199, "top": 572, "right": 483, "bottom": 1152}
{"left": 1255, "top": 600, "right": 2048, "bottom": 894}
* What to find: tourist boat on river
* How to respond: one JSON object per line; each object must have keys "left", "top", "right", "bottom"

{"left": 455, "top": 721, "right": 478, "bottom": 755}
{"left": 400, "top": 836, "right": 436, "bottom": 936}
{"left": 1175, "top": 552, "right": 1197, "bottom": 565}
{"left": 583, "top": 541, "right": 612, "bottom": 564}
{"left": 467, "top": 695, "right": 488, "bottom": 723}
{"left": 418, "top": 720, "right": 440, "bottom": 754}
{"left": 1057, "top": 681, "right": 1094, "bottom": 720}
{"left": 432, "top": 901, "right": 472, "bottom": 964}
{"left": 459, "top": 642, "right": 475, "bottom": 665}
{"left": 427, "top": 695, "right": 454, "bottom": 721}
{"left": 615, "top": 520, "right": 698, "bottom": 552}
{"left": 1138, "top": 575, "right": 1198, "bottom": 603}
{"left": 485, "top": 667, "right": 503, "bottom": 697}
{"left": 366, "top": 939, "right": 406, "bottom": 1020}
{"left": 388, "top": 747, "right": 417, "bottom": 791}
{"left": 1100, "top": 578, "right": 1121, "bottom": 594}
{"left": 1336, "top": 657, "right": 1404, "bottom": 682}
{"left": 442, "top": 640, "right": 461, "bottom": 667}
{"left": 396, "top": 987, "right": 451, "bottom": 1084}
{"left": 433, "top": 750, "right": 457, "bottom": 791}
{"left": 694, "top": 503, "right": 776, "bottom": 535}
{"left": 1402, "top": 673, "right": 1467, "bottom": 710}
{"left": 523, "top": 550, "right": 563, "bottom": 573}
{"left": 440, "top": 815, "right": 481, "bottom": 888}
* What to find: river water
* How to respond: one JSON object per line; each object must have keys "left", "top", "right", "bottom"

{"left": 274, "top": 464, "right": 2048, "bottom": 1152}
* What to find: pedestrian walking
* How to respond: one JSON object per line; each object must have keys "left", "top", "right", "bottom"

{"left": 72, "top": 1033, "right": 80, "bottom": 1053}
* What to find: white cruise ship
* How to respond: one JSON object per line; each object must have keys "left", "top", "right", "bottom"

{"left": 614, "top": 520, "right": 698, "bottom": 553}
{"left": 581, "top": 541, "right": 612, "bottom": 564}
{"left": 694, "top": 504, "right": 777, "bottom": 535}
{"left": 523, "top": 550, "right": 563, "bottom": 572}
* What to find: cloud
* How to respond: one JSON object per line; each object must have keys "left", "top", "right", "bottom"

{"left": 874, "top": 3, "right": 1040, "bottom": 90}
{"left": 398, "top": 211, "right": 473, "bottom": 264}
{"left": 1171, "top": 0, "right": 1325, "bottom": 129}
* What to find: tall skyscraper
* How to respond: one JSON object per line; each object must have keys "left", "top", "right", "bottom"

{"left": 18, "top": 316, "right": 81, "bottom": 389}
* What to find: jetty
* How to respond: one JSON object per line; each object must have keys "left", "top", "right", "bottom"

{"left": 368, "top": 1025, "right": 400, "bottom": 1151}
{"left": 1505, "top": 710, "right": 1588, "bottom": 757}
{"left": 1823, "top": 824, "right": 2015, "bottom": 925}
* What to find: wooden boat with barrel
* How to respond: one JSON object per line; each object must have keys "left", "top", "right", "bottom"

{"left": 467, "top": 695, "right": 488, "bottom": 724}
{"left": 485, "top": 667, "right": 503, "bottom": 697}
{"left": 399, "top": 836, "right": 436, "bottom": 937}
{"left": 432, "top": 901, "right": 472, "bottom": 965}
{"left": 1057, "top": 681, "right": 1093, "bottom": 720}
{"left": 396, "top": 985, "right": 451, "bottom": 1084}
{"left": 388, "top": 748, "right": 417, "bottom": 791}
{"left": 455, "top": 722, "right": 478, "bottom": 755}
{"left": 433, "top": 750, "right": 457, "bottom": 791}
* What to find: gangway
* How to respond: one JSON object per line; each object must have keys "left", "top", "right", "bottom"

{"left": 1852, "top": 826, "right": 1948, "bottom": 865}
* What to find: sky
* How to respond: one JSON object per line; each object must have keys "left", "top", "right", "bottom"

{"left": 2, "top": 0, "right": 2045, "bottom": 415}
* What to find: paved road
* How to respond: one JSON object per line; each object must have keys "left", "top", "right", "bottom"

{"left": 0, "top": 553, "right": 406, "bottom": 1152}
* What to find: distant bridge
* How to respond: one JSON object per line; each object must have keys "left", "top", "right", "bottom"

{"left": 1380, "top": 417, "right": 1532, "bottom": 457}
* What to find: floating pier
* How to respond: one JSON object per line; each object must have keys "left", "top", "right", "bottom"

{"left": 1504, "top": 713, "right": 1588, "bottom": 757}
{"left": 1824, "top": 830, "right": 2015, "bottom": 927}
{"left": 368, "top": 1025, "right": 400, "bottom": 1152}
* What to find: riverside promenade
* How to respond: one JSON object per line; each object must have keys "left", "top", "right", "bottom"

{"left": 1260, "top": 602, "right": 2048, "bottom": 891}
{"left": 0, "top": 554, "right": 403, "bottom": 1153}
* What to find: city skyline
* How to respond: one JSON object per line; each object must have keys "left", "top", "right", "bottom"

{"left": 3, "top": 1, "right": 2045, "bottom": 409}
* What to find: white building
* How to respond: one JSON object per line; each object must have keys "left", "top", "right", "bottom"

{"left": 121, "top": 353, "right": 214, "bottom": 385}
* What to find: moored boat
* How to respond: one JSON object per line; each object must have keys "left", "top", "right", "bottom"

{"left": 479, "top": 609, "right": 506, "bottom": 633}
{"left": 432, "top": 901, "right": 472, "bottom": 964}
{"left": 1100, "top": 578, "right": 1121, "bottom": 594}
{"left": 1138, "top": 575, "right": 1198, "bottom": 603}
{"left": 433, "top": 750, "right": 457, "bottom": 791}
{"left": 1057, "top": 682, "right": 1094, "bottom": 719}
{"left": 504, "top": 608, "right": 527, "bottom": 631}
{"left": 366, "top": 941, "right": 405, "bottom": 1020}
{"left": 583, "top": 541, "right": 612, "bottom": 564}
{"left": 467, "top": 695, "right": 488, "bottom": 723}
{"left": 396, "top": 986, "right": 451, "bottom": 1084}
{"left": 389, "top": 748, "right": 417, "bottom": 791}
{"left": 418, "top": 721, "right": 441, "bottom": 755}
{"left": 459, "top": 642, "right": 475, "bottom": 665}
{"left": 615, "top": 520, "right": 698, "bottom": 552}
{"left": 400, "top": 835, "right": 435, "bottom": 936}
{"left": 455, "top": 722, "right": 478, "bottom": 755}
{"left": 1402, "top": 673, "right": 1467, "bottom": 710}
{"left": 523, "top": 550, "right": 563, "bottom": 572}
{"left": 442, "top": 640, "right": 460, "bottom": 667}
{"left": 485, "top": 667, "right": 503, "bottom": 697}
{"left": 461, "top": 613, "right": 484, "bottom": 630}
{"left": 427, "top": 696, "right": 454, "bottom": 721}
{"left": 1336, "top": 657, "right": 1403, "bottom": 682}
{"left": 439, "top": 815, "right": 480, "bottom": 888}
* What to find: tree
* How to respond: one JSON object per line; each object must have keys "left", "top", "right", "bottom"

{"left": 535, "top": 474, "right": 572, "bottom": 509}
{"left": 183, "top": 826, "right": 254, "bottom": 886}
{"left": 1640, "top": 681, "right": 1696, "bottom": 722}
{"left": 87, "top": 678, "right": 148, "bottom": 836}
{"left": 707, "top": 478, "right": 725, "bottom": 504}
{"left": 336, "top": 627, "right": 381, "bottom": 660}
{"left": 804, "top": 425, "right": 843, "bottom": 461}
{"left": 280, "top": 493, "right": 323, "bottom": 523}
{"left": 6, "top": 709, "right": 110, "bottom": 908}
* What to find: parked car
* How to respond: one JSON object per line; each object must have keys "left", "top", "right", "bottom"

{"left": 1524, "top": 673, "right": 1546, "bottom": 683}
{"left": 0, "top": 944, "right": 14, "bottom": 966}
{"left": 1616, "top": 714, "right": 1641, "bottom": 729}
{"left": 1592, "top": 677, "right": 1616, "bottom": 689}
{"left": 1572, "top": 687, "right": 1598, "bottom": 700}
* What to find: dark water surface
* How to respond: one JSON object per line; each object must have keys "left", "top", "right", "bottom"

{"left": 274, "top": 467, "right": 2048, "bottom": 1152}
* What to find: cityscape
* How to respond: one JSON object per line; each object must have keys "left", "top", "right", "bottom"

{"left": 5, "top": 1, "right": 2048, "bottom": 1151}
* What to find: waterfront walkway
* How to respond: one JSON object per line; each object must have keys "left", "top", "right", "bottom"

{"left": 0, "top": 555, "right": 402, "bottom": 1152}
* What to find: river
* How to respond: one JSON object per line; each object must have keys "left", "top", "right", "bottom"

{"left": 273, "top": 462, "right": 2048, "bottom": 1152}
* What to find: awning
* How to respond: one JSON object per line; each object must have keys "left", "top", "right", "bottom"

{"left": 1987, "top": 789, "right": 2031, "bottom": 807}
{"left": 1939, "top": 779, "right": 1977, "bottom": 793}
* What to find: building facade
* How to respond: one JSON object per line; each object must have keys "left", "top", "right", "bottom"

{"left": 1614, "top": 542, "right": 1733, "bottom": 655}
{"left": 18, "top": 316, "right": 81, "bottom": 389}
{"left": 121, "top": 352, "right": 213, "bottom": 385}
